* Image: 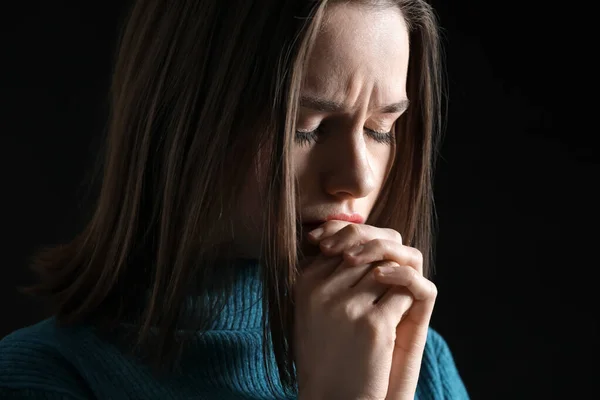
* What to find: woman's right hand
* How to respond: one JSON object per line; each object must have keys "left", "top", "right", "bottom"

{"left": 294, "top": 221, "right": 435, "bottom": 400}
{"left": 294, "top": 238, "right": 414, "bottom": 400}
{"left": 294, "top": 221, "right": 436, "bottom": 400}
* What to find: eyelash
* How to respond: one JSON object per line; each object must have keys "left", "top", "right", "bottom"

{"left": 294, "top": 127, "right": 395, "bottom": 146}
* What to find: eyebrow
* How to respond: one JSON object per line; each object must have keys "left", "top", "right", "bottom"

{"left": 300, "top": 95, "right": 410, "bottom": 114}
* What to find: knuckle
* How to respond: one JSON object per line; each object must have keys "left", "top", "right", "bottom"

{"left": 414, "top": 248, "right": 424, "bottom": 263}
{"left": 332, "top": 300, "right": 362, "bottom": 322}
{"left": 345, "top": 223, "right": 362, "bottom": 237}
{"left": 385, "top": 228, "right": 403, "bottom": 244}
{"left": 410, "top": 248, "right": 424, "bottom": 267}
{"left": 371, "top": 238, "right": 386, "bottom": 251}
{"left": 428, "top": 281, "right": 438, "bottom": 299}
{"left": 404, "top": 265, "right": 418, "bottom": 281}
{"left": 411, "top": 267, "right": 423, "bottom": 283}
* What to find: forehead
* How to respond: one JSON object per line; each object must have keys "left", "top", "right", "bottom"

{"left": 302, "top": 4, "right": 410, "bottom": 104}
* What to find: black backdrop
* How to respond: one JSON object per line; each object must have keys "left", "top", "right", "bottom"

{"left": 2, "top": 1, "right": 597, "bottom": 399}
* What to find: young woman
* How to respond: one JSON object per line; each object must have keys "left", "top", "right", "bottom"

{"left": 0, "top": 0, "right": 469, "bottom": 399}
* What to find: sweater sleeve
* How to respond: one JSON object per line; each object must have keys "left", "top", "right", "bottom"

{"left": 415, "top": 328, "right": 469, "bottom": 400}
{"left": 0, "top": 327, "right": 94, "bottom": 400}
{"left": 431, "top": 329, "right": 469, "bottom": 399}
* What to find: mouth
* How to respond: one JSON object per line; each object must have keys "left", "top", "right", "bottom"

{"left": 300, "top": 213, "right": 365, "bottom": 233}
{"left": 326, "top": 213, "right": 365, "bottom": 224}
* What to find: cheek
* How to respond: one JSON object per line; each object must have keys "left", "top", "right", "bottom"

{"left": 364, "top": 145, "right": 394, "bottom": 221}
{"left": 292, "top": 147, "right": 313, "bottom": 195}
{"left": 292, "top": 145, "right": 308, "bottom": 172}
{"left": 372, "top": 143, "right": 395, "bottom": 189}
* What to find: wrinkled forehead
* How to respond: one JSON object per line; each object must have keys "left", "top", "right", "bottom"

{"left": 302, "top": 3, "right": 410, "bottom": 104}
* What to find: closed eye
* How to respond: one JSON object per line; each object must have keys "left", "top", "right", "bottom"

{"left": 365, "top": 128, "right": 394, "bottom": 145}
{"left": 294, "top": 127, "right": 394, "bottom": 146}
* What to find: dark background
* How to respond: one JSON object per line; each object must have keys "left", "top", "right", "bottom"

{"left": 2, "top": 1, "right": 597, "bottom": 399}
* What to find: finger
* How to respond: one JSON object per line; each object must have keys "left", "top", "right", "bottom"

{"left": 373, "top": 285, "right": 414, "bottom": 322}
{"left": 343, "top": 239, "right": 423, "bottom": 275}
{"left": 310, "top": 222, "right": 403, "bottom": 257}
{"left": 306, "top": 220, "right": 351, "bottom": 243}
{"left": 374, "top": 265, "right": 437, "bottom": 323}
{"left": 321, "top": 224, "right": 402, "bottom": 256}
{"left": 318, "top": 260, "right": 377, "bottom": 298}
{"left": 347, "top": 260, "right": 403, "bottom": 304}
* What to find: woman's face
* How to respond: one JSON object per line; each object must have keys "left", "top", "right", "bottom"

{"left": 236, "top": 4, "right": 410, "bottom": 258}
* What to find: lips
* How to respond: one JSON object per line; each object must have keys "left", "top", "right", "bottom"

{"left": 326, "top": 213, "right": 365, "bottom": 224}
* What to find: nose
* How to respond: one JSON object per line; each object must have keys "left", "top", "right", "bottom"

{"left": 322, "top": 129, "right": 377, "bottom": 200}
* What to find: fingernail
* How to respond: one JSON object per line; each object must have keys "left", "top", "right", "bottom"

{"left": 346, "top": 245, "right": 363, "bottom": 256}
{"left": 308, "top": 227, "right": 324, "bottom": 239}
{"left": 375, "top": 266, "right": 394, "bottom": 276}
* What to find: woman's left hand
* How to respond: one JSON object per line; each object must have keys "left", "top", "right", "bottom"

{"left": 307, "top": 220, "right": 438, "bottom": 400}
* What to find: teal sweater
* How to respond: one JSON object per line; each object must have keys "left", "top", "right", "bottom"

{"left": 0, "top": 263, "right": 469, "bottom": 399}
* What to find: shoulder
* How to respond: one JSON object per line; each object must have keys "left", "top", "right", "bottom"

{"left": 416, "top": 327, "right": 470, "bottom": 399}
{"left": 0, "top": 318, "right": 94, "bottom": 399}
{"left": 421, "top": 327, "right": 456, "bottom": 376}
{"left": 424, "top": 327, "right": 455, "bottom": 361}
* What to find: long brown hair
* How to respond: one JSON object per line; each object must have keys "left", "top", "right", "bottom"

{"left": 24, "top": 0, "right": 444, "bottom": 395}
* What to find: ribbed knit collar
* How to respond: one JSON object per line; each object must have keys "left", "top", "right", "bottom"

{"left": 201, "top": 259, "right": 264, "bottom": 331}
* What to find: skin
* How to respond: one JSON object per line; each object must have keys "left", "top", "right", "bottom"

{"left": 294, "top": 3, "right": 408, "bottom": 231}
{"left": 235, "top": 2, "right": 409, "bottom": 257}
{"left": 237, "top": 4, "right": 437, "bottom": 399}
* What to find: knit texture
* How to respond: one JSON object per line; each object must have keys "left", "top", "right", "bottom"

{"left": 0, "top": 262, "right": 469, "bottom": 399}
